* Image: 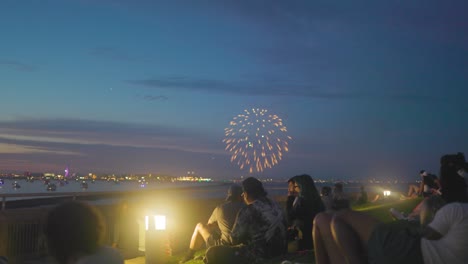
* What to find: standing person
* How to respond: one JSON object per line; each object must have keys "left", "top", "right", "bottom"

{"left": 205, "top": 177, "right": 287, "bottom": 264}
{"left": 286, "top": 174, "right": 325, "bottom": 251}
{"left": 180, "top": 185, "right": 244, "bottom": 263}
{"left": 45, "top": 201, "right": 123, "bottom": 264}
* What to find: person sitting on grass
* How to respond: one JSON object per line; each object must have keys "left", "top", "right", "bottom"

{"left": 180, "top": 184, "right": 244, "bottom": 263}
{"left": 286, "top": 174, "right": 325, "bottom": 251}
{"left": 355, "top": 185, "right": 368, "bottom": 205}
{"left": 314, "top": 195, "right": 468, "bottom": 264}
{"left": 45, "top": 201, "right": 124, "bottom": 264}
{"left": 391, "top": 153, "right": 468, "bottom": 221}
{"left": 320, "top": 186, "right": 333, "bottom": 211}
{"left": 204, "top": 177, "right": 287, "bottom": 264}
{"left": 403, "top": 170, "right": 440, "bottom": 200}
{"left": 331, "top": 182, "right": 351, "bottom": 210}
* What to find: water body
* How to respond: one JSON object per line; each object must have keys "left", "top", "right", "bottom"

{"left": 0, "top": 179, "right": 411, "bottom": 200}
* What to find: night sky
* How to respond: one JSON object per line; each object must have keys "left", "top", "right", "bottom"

{"left": 1, "top": 1, "right": 467, "bottom": 180}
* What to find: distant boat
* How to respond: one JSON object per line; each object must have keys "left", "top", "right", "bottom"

{"left": 47, "top": 183, "right": 57, "bottom": 191}
{"left": 0, "top": 179, "right": 4, "bottom": 185}
{"left": 81, "top": 181, "right": 88, "bottom": 190}
{"left": 12, "top": 181, "right": 21, "bottom": 189}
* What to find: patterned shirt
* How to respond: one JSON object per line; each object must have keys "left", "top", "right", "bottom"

{"left": 230, "top": 197, "right": 287, "bottom": 261}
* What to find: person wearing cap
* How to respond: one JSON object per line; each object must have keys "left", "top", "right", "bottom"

{"left": 205, "top": 177, "right": 287, "bottom": 264}
{"left": 180, "top": 184, "right": 244, "bottom": 263}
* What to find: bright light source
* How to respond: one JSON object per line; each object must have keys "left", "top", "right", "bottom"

{"left": 383, "top": 190, "right": 391, "bottom": 197}
{"left": 145, "top": 215, "right": 166, "bottom": 230}
{"left": 154, "top": 215, "right": 166, "bottom": 230}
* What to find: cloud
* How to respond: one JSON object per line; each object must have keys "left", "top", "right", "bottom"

{"left": 126, "top": 76, "right": 448, "bottom": 103}
{"left": 0, "top": 118, "right": 234, "bottom": 175}
{"left": 0, "top": 59, "right": 37, "bottom": 72}
{"left": 126, "top": 77, "right": 364, "bottom": 99}
{"left": 0, "top": 142, "right": 80, "bottom": 155}
{"left": 88, "top": 47, "right": 150, "bottom": 62}
{"left": 0, "top": 118, "right": 224, "bottom": 155}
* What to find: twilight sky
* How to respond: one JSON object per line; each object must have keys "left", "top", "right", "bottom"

{"left": 0, "top": 0, "right": 467, "bottom": 180}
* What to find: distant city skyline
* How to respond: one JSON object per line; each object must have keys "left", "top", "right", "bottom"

{"left": 1, "top": 1, "right": 467, "bottom": 180}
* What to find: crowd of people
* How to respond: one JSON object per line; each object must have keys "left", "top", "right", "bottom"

{"left": 314, "top": 152, "right": 468, "bottom": 264}
{"left": 3, "top": 152, "right": 464, "bottom": 264}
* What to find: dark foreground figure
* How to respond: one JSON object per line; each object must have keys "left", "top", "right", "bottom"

{"left": 45, "top": 201, "right": 124, "bottom": 264}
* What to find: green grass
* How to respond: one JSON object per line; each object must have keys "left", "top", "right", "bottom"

{"left": 353, "top": 197, "right": 423, "bottom": 222}
{"left": 144, "top": 198, "right": 423, "bottom": 264}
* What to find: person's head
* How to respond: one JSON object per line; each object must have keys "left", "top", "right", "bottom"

{"left": 287, "top": 177, "right": 297, "bottom": 195}
{"left": 420, "top": 170, "right": 428, "bottom": 177}
{"left": 321, "top": 186, "right": 331, "bottom": 197}
{"left": 226, "top": 184, "right": 243, "bottom": 202}
{"left": 45, "top": 201, "right": 105, "bottom": 264}
{"left": 241, "top": 177, "right": 267, "bottom": 205}
{"left": 440, "top": 152, "right": 468, "bottom": 202}
{"left": 419, "top": 195, "right": 447, "bottom": 227}
{"left": 293, "top": 174, "right": 321, "bottom": 201}
{"left": 333, "top": 182, "right": 344, "bottom": 194}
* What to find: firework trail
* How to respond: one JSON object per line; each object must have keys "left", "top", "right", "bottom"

{"left": 223, "top": 108, "right": 292, "bottom": 173}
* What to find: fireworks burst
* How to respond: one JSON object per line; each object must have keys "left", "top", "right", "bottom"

{"left": 223, "top": 108, "right": 292, "bottom": 173}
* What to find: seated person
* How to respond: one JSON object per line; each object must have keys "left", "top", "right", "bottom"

{"left": 404, "top": 170, "right": 440, "bottom": 200}
{"left": 45, "top": 201, "right": 123, "bottom": 264}
{"left": 286, "top": 174, "right": 325, "bottom": 251}
{"left": 331, "top": 182, "right": 350, "bottom": 210}
{"left": 180, "top": 185, "right": 244, "bottom": 262}
{"left": 205, "top": 177, "right": 287, "bottom": 264}
{"left": 392, "top": 154, "right": 468, "bottom": 221}
{"left": 320, "top": 186, "right": 333, "bottom": 211}
{"left": 440, "top": 152, "right": 468, "bottom": 203}
{"left": 355, "top": 185, "right": 368, "bottom": 205}
{"left": 314, "top": 195, "right": 468, "bottom": 264}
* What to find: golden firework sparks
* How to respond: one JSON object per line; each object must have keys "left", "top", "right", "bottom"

{"left": 223, "top": 108, "right": 292, "bottom": 173}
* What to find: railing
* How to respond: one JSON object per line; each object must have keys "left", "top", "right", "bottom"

{"left": 0, "top": 191, "right": 135, "bottom": 263}
{"left": 0, "top": 185, "right": 226, "bottom": 263}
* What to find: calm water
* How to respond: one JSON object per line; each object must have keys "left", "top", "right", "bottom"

{"left": 0, "top": 179, "right": 412, "bottom": 200}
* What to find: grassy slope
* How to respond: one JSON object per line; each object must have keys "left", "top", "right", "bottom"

{"left": 129, "top": 198, "right": 423, "bottom": 264}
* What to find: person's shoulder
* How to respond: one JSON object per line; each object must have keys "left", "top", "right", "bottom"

{"left": 438, "top": 202, "right": 468, "bottom": 215}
